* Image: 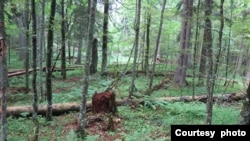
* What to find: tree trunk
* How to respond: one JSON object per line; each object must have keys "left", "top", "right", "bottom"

{"left": 129, "top": 0, "right": 141, "bottom": 98}
{"left": 61, "top": 0, "right": 66, "bottom": 79}
{"left": 78, "top": 0, "right": 97, "bottom": 138}
{"left": 31, "top": 0, "right": 39, "bottom": 140}
{"left": 224, "top": 0, "right": 233, "bottom": 86}
{"left": 90, "top": 38, "right": 98, "bottom": 74}
{"left": 39, "top": 0, "right": 46, "bottom": 100}
{"left": 101, "top": 0, "right": 109, "bottom": 75}
{"left": 0, "top": 1, "right": 7, "bottom": 139}
{"left": 147, "top": 0, "right": 166, "bottom": 95}
{"left": 238, "top": 83, "right": 250, "bottom": 125}
{"left": 144, "top": 10, "right": 151, "bottom": 76}
{"left": 192, "top": 0, "right": 201, "bottom": 99}
{"left": 46, "top": 0, "right": 56, "bottom": 121}
{"left": 75, "top": 28, "right": 84, "bottom": 64}
{"left": 204, "top": 0, "right": 213, "bottom": 125}
{"left": 25, "top": 0, "right": 30, "bottom": 94}
{"left": 174, "top": 0, "right": 193, "bottom": 86}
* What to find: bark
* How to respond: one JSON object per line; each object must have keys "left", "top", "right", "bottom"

{"left": 224, "top": 0, "right": 233, "bottom": 86}
{"left": 31, "top": 0, "right": 39, "bottom": 140}
{"left": 147, "top": 0, "right": 166, "bottom": 95}
{"left": 192, "top": 0, "right": 201, "bottom": 99}
{"left": 101, "top": 0, "right": 109, "bottom": 75}
{"left": 46, "top": 0, "right": 56, "bottom": 121}
{"left": 90, "top": 38, "right": 98, "bottom": 74}
{"left": 61, "top": 0, "right": 66, "bottom": 79}
{"left": 204, "top": 0, "right": 213, "bottom": 125}
{"left": 144, "top": 11, "right": 151, "bottom": 76}
{"left": 174, "top": 0, "right": 193, "bottom": 86}
{"left": 238, "top": 83, "right": 250, "bottom": 125}
{"left": 78, "top": 0, "right": 97, "bottom": 138}
{"left": 0, "top": 1, "right": 7, "bottom": 139}
{"left": 39, "top": 0, "right": 46, "bottom": 100}
{"left": 129, "top": 0, "right": 141, "bottom": 98}
{"left": 25, "top": 0, "right": 30, "bottom": 94}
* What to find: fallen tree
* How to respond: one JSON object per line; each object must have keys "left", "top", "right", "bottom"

{"left": 8, "top": 66, "right": 83, "bottom": 78}
{"left": 0, "top": 93, "right": 245, "bottom": 117}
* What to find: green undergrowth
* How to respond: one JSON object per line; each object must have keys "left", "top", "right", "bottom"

{"left": 6, "top": 101, "right": 241, "bottom": 141}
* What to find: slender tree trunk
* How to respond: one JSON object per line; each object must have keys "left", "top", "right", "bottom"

{"left": 129, "top": 0, "right": 141, "bottom": 98}
{"left": 39, "top": 0, "right": 45, "bottom": 100}
{"left": 147, "top": 0, "right": 166, "bottom": 95}
{"left": 78, "top": 0, "right": 96, "bottom": 138}
{"left": 0, "top": 1, "right": 7, "bottom": 139}
{"left": 46, "top": 0, "right": 56, "bottom": 121}
{"left": 192, "top": 0, "right": 201, "bottom": 99}
{"left": 75, "top": 28, "right": 84, "bottom": 64}
{"left": 101, "top": 0, "right": 109, "bottom": 75}
{"left": 224, "top": 0, "right": 233, "bottom": 86}
{"left": 204, "top": 0, "right": 213, "bottom": 125}
{"left": 61, "top": 0, "right": 66, "bottom": 79}
{"left": 31, "top": 0, "right": 39, "bottom": 140}
{"left": 144, "top": 10, "right": 151, "bottom": 76}
{"left": 174, "top": 0, "right": 193, "bottom": 86}
{"left": 25, "top": 0, "right": 30, "bottom": 94}
{"left": 90, "top": 38, "right": 98, "bottom": 74}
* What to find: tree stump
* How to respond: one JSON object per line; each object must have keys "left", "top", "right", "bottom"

{"left": 92, "top": 91, "right": 117, "bottom": 114}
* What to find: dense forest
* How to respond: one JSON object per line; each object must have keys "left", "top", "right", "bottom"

{"left": 0, "top": 0, "right": 250, "bottom": 140}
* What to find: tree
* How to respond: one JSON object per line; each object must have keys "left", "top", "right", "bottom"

{"left": 0, "top": 0, "right": 7, "bottom": 140}
{"left": 61, "top": 0, "right": 66, "bottom": 79}
{"left": 39, "top": 0, "right": 46, "bottom": 100}
{"left": 174, "top": 0, "right": 193, "bottom": 86}
{"left": 46, "top": 0, "right": 56, "bottom": 121}
{"left": 147, "top": 0, "right": 166, "bottom": 95}
{"left": 31, "top": 0, "right": 39, "bottom": 140}
{"left": 129, "top": 0, "right": 141, "bottom": 98}
{"left": 78, "top": 0, "right": 97, "bottom": 138}
{"left": 24, "top": 0, "right": 30, "bottom": 94}
{"left": 238, "top": 82, "right": 250, "bottom": 125}
{"left": 204, "top": 0, "right": 213, "bottom": 125}
{"left": 90, "top": 38, "right": 98, "bottom": 74}
{"left": 101, "top": 0, "right": 109, "bottom": 75}
{"left": 143, "top": 5, "right": 151, "bottom": 76}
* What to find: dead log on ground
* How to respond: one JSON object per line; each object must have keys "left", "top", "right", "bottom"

{"left": 0, "top": 93, "right": 245, "bottom": 117}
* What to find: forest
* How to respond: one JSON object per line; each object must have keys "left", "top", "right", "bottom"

{"left": 0, "top": 0, "right": 250, "bottom": 140}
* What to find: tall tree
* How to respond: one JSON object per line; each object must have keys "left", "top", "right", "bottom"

{"left": 129, "top": 0, "right": 141, "bottom": 98}
{"left": 147, "top": 0, "right": 166, "bottom": 95}
{"left": 192, "top": 0, "right": 201, "bottom": 99}
{"left": 39, "top": 0, "right": 46, "bottom": 100}
{"left": 78, "top": 0, "right": 97, "bottom": 138}
{"left": 61, "top": 0, "right": 66, "bottom": 79}
{"left": 0, "top": 0, "right": 7, "bottom": 140}
{"left": 101, "top": 0, "right": 109, "bottom": 75}
{"left": 144, "top": 2, "right": 151, "bottom": 76}
{"left": 204, "top": 0, "right": 213, "bottom": 125}
{"left": 31, "top": 0, "right": 39, "bottom": 140}
{"left": 24, "top": 0, "right": 30, "bottom": 94}
{"left": 46, "top": 0, "right": 56, "bottom": 121}
{"left": 174, "top": 0, "right": 193, "bottom": 86}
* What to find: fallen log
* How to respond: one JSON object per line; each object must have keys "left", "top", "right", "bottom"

{"left": 0, "top": 99, "right": 128, "bottom": 117}
{"left": 0, "top": 93, "right": 245, "bottom": 117}
{"left": 8, "top": 66, "right": 83, "bottom": 78}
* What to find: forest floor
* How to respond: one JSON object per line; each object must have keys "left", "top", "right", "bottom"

{"left": 4, "top": 68, "right": 246, "bottom": 141}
